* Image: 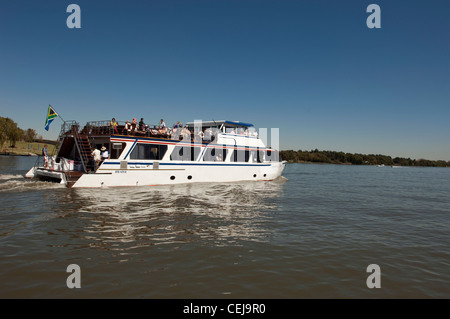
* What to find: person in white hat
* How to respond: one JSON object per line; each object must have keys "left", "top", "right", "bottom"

{"left": 100, "top": 146, "right": 109, "bottom": 162}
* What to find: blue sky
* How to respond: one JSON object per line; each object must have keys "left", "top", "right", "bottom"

{"left": 1, "top": 0, "right": 449, "bottom": 160}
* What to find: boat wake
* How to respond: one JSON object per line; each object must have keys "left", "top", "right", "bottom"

{"left": 62, "top": 180, "right": 288, "bottom": 247}
{"left": 275, "top": 175, "right": 288, "bottom": 182}
{"left": 0, "top": 174, "right": 65, "bottom": 193}
{"left": 0, "top": 174, "right": 24, "bottom": 181}
{"left": 72, "top": 179, "right": 286, "bottom": 215}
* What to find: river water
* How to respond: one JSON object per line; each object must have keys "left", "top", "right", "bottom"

{"left": 0, "top": 155, "right": 449, "bottom": 298}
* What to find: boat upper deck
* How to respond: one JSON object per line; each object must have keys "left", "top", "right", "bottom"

{"left": 60, "top": 119, "right": 259, "bottom": 144}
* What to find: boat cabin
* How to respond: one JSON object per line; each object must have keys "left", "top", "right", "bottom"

{"left": 49, "top": 119, "right": 279, "bottom": 175}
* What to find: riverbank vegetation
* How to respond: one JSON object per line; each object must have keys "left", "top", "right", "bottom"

{"left": 0, "top": 116, "right": 56, "bottom": 155}
{"left": 280, "top": 149, "right": 450, "bottom": 167}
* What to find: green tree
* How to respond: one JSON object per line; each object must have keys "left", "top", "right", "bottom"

{"left": 0, "top": 117, "right": 7, "bottom": 148}
{"left": 279, "top": 149, "right": 448, "bottom": 167}
{"left": 0, "top": 117, "right": 22, "bottom": 148}
{"left": 24, "top": 128, "right": 37, "bottom": 142}
{"left": 10, "top": 127, "right": 24, "bottom": 147}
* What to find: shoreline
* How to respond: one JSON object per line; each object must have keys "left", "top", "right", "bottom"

{"left": 283, "top": 161, "right": 449, "bottom": 168}
{"left": 1, "top": 153, "right": 447, "bottom": 168}
{"left": 0, "top": 152, "right": 38, "bottom": 157}
{"left": 280, "top": 150, "right": 450, "bottom": 168}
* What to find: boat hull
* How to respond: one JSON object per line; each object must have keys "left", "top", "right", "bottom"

{"left": 32, "top": 168, "right": 67, "bottom": 184}
{"left": 72, "top": 161, "right": 286, "bottom": 188}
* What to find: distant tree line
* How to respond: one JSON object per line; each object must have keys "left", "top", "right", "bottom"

{"left": 0, "top": 116, "right": 39, "bottom": 148}
{"left": 280, "top": 149, "right": 450, "bottom": 167}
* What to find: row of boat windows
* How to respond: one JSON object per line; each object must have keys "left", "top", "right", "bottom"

{"left": 128, "top": 144, "right": 278, "bottom": 162}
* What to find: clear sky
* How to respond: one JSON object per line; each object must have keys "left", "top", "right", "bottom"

{"left": 1, "top": 0, "right": 449, "bottom": 160}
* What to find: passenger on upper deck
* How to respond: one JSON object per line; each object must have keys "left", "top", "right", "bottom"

{"left": 139, "top": 118, "right": 145, "bottom": 131}
{"left": 150, "top": 126, "right": 159, "bottom": 136}
{"left": 157, "top": 119, "right": 166, "bottom": 136}
{"left": 203, "top": 127, "right": 212, "bottom": 141}
{"left": 123, "top": 120, "right": 132, "bottom": 135}
{"left": 194, "top": 128, "right": 204, "bottom": 143}
{"left": 131, "top": 118, "right": 138, "bottom": 133}
{"left": 180, "top": 126, "right": 191, "bottom": 140}
{"left": 110, "top": 118, "right": 119, "bottom": 134}
{"left": 171, "top": 126, "right": 180, "bottom": 140}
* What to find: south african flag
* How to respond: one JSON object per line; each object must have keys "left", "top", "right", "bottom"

{"left": 44, "top": 105, "right": 58, "bottom": 131}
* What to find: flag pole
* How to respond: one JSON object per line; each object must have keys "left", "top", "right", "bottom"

{"left": 49, "top": 104, "right": 65, "bottom": 123}
{"left": 45, "top": 104, "right": 65, "bottom": 157}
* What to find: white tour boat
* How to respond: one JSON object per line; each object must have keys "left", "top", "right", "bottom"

{"left": 25, "top": 120, "right": 286, "bottom": 188}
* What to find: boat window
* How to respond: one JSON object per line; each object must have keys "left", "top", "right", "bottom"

{"left": 110, "top": 143, "right": 126, "bottom": 159}
{"left": 203, "top": 147, "right": 227, "bottom": 162}
{"left": 225, "top": 127, "right": 236, "bottom": 134}
{"left": 265, "top": 150, "right": 279, "bottom": 162}
{"left": 130, "top": 143, "right": 168, "bottom": 160}
{"left": 170, "top": 146, "right": 202, "bottom": 161}
{"left": 230, "top": 149, "right": 250, "bottom": 162}
{"left": 251, "top": 149, "right": 264, "bottom": 163}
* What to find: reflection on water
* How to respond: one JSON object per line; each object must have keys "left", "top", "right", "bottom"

{"left": 54, "top": 178, "right": 287, "bottom": 252}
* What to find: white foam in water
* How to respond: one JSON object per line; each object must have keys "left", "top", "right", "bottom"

{"left": 0, "top": 174, "right": 24, "bottom": 181}
{"left": 0, "top": 174, "right": 65, "bottom": 192}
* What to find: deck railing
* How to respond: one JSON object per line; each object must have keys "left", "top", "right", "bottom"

{"left": 65, "top": 120, "right": 235, "bottom": 143}
{"left": 60, "top": 120, "right": 80, "bottom": 135}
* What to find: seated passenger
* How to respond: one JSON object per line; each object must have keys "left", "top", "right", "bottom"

{"left": 143, "top": 124, "right": 150, "bottom": 134}
{"left": 194, "top": 129, "right": 204, "bottom": 143}
{"left": 203, "top": 128, "right": 212, "bottom": 141}
{"left": 171, "top": 127, "right": 180, "bottom": 140}
{"left": 179, "top": 126, "right": 190, "bottom": 140}
{"left": 211, "top": 128, "right": 220, "bottom": 142}
{"left": 185, "top": 126, "right": 192, "bottom": 140}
